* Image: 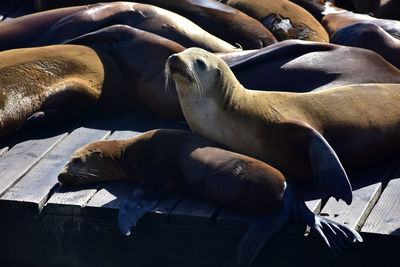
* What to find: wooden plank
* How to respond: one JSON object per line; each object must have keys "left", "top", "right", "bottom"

{"left": 319, "top": 182, "right": 382, "bottom": 231}
{"left": 362, "top": 177, "right": 400, "bottom": 236}
{"left": 0, "top": 132, "right": 67, "bottom": 196}
{"left": 169, "top": 197, "right": 219, "bottom": 226}
{"left": 0, "top": 117, "right": 114, "bottom": 212}
{"left": 45, "top": 183, "right": 102, "bottom": 215}
{"left": 143, "top": 196, "right": 182, "bottom": 224}
{"left": 319, "top": 166, "right": 394, "bottom": 231}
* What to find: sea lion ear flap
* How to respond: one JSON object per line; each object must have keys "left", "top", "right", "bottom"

{"left": 287, "top": 120, "right": 352, "bottom": 205}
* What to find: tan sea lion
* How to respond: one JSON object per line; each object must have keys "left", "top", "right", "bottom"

{"left": 221, "top": 0, "right": 329, "bottom": 42}
{"left": 331, "top": 22, "right": 400, "bottom": 69}
{"left": 322, "top": 11, "right": 400, "bottom": 39}
{"left": 0, "top": 25, "right": 185, "bottom": 138}
{"left": 217, "top": 40, "right": 400, "bottom": 92}
{"left": 166, "top": 47, "right": 400, "bottom": 195}
{"left": 0, "top": 2, "right": 237, "bottom": 53}
{"left": 58, "top": 129, "right": 362, "bottom": 264}
{"left": 34, "top": 0, "right": 278, "bottom": 49}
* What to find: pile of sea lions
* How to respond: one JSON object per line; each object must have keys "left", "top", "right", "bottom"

{"left": 1, "top": 0, "right": 400, "bottom": 264}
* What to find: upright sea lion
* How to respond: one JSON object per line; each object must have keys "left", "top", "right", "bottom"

{"left": 331, "top": 22, "right": 400, "bottom": 69}
{"left": 0, "top": 26, "right": 185, "bottom": 138}
{"left": 322, "top": 11, "right": 400, "bottom": 39}
{"left": 218, "top": 40, "right": 400, "bottom": 92}
{"left": 58, "top": 129, "right": 362, "bottom": 264}
{"left": 33, "top": 0, "right": 278, "bottom": 49}
{"left": 221, "top": 0, "right": 329, "bottom": 42}
{"left": 166, "top": 47, "right": 400, "bottom": 189}
{"left": 0, "top": 2, "right": 237, "bottom": 53}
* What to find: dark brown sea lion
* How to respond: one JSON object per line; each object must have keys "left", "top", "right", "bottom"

{"left": 221, "top": 0, "right": 329, "bottom": 42}
{"left": 217, "top": 40, "right": 400, "bottom": 92}
{"left": 0, "top": 5, "right": 87, "bottom": 52}
{"left": 34, "top": 0, "right": 278, "bottom": 49}
{"left": 58, "top": 129, "right": 362, "bottom": 264}
{"left": 166, "top": 48, "right": 400, "bottom": 197}
{"left": 0, "top": 2, "right": 237, "bottom": 53}
{"left": 322, "top": 11, "right": 400, "bottom": 39}
{"left": 0, "top": 25, "right": 185, "bottom": 138}
{"left": 331, "top": 22, "right": 400, "bottom": 69}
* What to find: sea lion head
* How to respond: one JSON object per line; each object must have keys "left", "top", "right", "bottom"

{"left": 165, "top": 47, "right": 238, "bottom": 100}
{"left": 58, "top": 140, "right": 128, "bottom": 186}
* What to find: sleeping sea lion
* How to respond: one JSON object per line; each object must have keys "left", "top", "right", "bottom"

{"left": 166, "top": 47, "right": 400, "bottom": 193}
{"left": 322, "top": 11, "right": 400, "bottom": 39}
{"left": 217, "top": 40, "right": 400, "bottom": 92}
{"left": 0, "top": 25, "right": 185, "bottom": 138}
{"left": 58, "top": 129, "right": 362, "bottom": 264}
{"left": 0, "top": 2, "right": 238, "bottom": 53}
{"left": 34, "top": 0, "right": 278, "bottom": 49}
{"left": 221, "top": 0, "right": 329, "bottom": 42}
{"left": 330, "top": 22, "right": 400, "bottom": 69}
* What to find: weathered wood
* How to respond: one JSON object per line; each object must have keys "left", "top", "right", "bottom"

{"left": 143, "top": 196, "right": 182, "bottom": 224}
{"left": 362, "top": 177, "right": 400, "bottom": 236}
{"left": 45, "top": 183, "right": 102, "bottom": 215}
{"left": 170, "top": 198, "right": 219, "bottom": 226}
{"left": 0, "top": 133, "right": 67, "bottom": 197}
{"left": 0, "top": 117, "right": 114, "bottom": 211}
{"left": 319, "top": 182, "right": 382, "bottom": 231}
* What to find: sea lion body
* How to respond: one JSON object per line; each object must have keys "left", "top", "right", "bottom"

{"left": 59, "top": 129, "right": 286, "bottom": 214}
{"left": 322, "top": 11, "right": 400, "bottom": 39}
{"left": 34, "top": 0, "right": 277, "bottom": 49}
{"left": 0, "top": 25, "right": 185, "bottom": 138}
{"left": 331, "top": 22, "right": 400, "bottom": 69}
{"left": 0, "top": 5, "right": 87, "bottom": 51}
{"left": 1, "top": 2, "right": 237, "bottom": 53}
{"left": 218, "top": 40, "right": 400, "bottom": 92}
{"left": 167, "top": 48, "right": 400, "bottom": 183}
{"left": 223, "top": 0, "right": 329, "bottom": 42}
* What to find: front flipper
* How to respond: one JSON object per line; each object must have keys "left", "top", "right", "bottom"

{"left": 308, "top": 128, "right": 352, "bottom": 205}
{"left": 236, "top": 182, "right": 292, "bottom": 265}
{"left": 118, "top": 186, "right": 159, "bottom": 236}
{"left": 293, "top": 187, "right": 363, "bottom": 254}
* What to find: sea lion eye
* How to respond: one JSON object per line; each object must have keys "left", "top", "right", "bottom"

{"left": 196, "top": 58, "right": 207, "bottom": 70}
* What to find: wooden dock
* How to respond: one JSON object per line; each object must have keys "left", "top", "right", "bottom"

{"left": 1, "top": 1, "right": 400, "bottom": 266}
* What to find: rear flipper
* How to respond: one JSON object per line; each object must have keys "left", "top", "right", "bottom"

{"left": 236, "top": 182, "right": 292, "bottom": 265}
{"left": 293, "top": 187, "right": 363, "bottom": 254}
{"left": 118, "top": 186, "right": 159, "bottom": 236}
{"left": 308, "top": 127, "right": 353, "bottom": 205}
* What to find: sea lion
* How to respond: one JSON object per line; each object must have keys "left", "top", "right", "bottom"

{"left": 0, "top": 2, "right": 237, "bottom": 53}
{"left": 58, "top": 129, "right": 362, "bottom": 264}
{"left": 0, "top": 25, "right": 185, "bottom": 138}
{"left": 331, "top": 22, "right": 400, "bottom": 69}
{"left": 217, "top": 40, "right": 400, "bottom": 92}
{"left": 321, "top": 11, "right": 400, "bottom": 39}
{"left": 33, "top": 0, "right": 278, "bottom": 49}
{"left": 166, "top": 47, "right": 400, "bottom": 192}
{"left": 0, "top": 5, "right": 88, "bottom": 52}
{"left": 221, "top": 0, "right": 329, "bottom": 42}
